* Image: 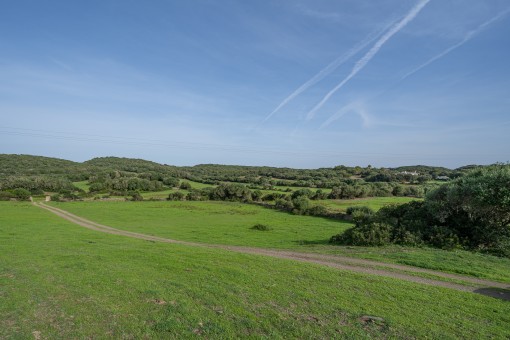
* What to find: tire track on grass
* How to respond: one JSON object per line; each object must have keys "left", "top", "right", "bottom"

{"left": 35, "top": 202, "right": 510, "bottom": 300}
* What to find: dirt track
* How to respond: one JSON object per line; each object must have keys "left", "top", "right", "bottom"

{"left": 35, "top": 202, "right": 510, "bottom": 301}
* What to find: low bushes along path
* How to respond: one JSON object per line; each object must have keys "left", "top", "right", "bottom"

{"left": 34, "top": 202, "right": 510, "bottom": 301}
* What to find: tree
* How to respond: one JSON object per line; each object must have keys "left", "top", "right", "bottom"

{"left": 425, "top": 164, "right": 510, "bottom": 252}
{"left": 12, "top": 188, "right": 31, "bottom": 201}
{"left": 179, "top": 181, "right": 192, "bottom": 190}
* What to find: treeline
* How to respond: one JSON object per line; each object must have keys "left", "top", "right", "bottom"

{"left": 87, "top": 170, "right": 180, "bottom": 193}
{"left": 165, "top": 181, "right": 429, "bottom": 217}
{"left": 331, "top": 165, "right": 510, "bottom": 258}
{"left": 0, "top": 154, "right": 480, "bottom": 196}
{"left": 182, "top": 164, "right": 464, "bottom": 188}
{"left": 0, "top": 175, "right": 76, "bottom": 193}
{"left": 167, "top": 183, "right": 329, "bottom": 216}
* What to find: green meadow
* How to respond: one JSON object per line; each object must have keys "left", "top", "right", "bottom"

{"left": 72, "top": 180, "right": 90, "bottom": 192}
{"left": 49, "top": 201, "right": 352, "bottom": 248}
{"left": 49, "top": 200, "right": 510, "bottom": 283}
{"left": 317, "top": 196, "right": 420, "bottom": 213}
{"left": 1, "top": 202, "right": 510, "bottom": 338}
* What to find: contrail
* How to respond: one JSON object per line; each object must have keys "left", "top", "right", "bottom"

{"left": 320, "top": 102, "right": 372, "bottom": 129}
{"left": 307, "top": 0, "right": 430, "bottom": 120}
{"left": 261, "top": 20, "right": 395, "bottom": 124}
{"left": 401, "top": 8, "right": 510, "bottom": 80}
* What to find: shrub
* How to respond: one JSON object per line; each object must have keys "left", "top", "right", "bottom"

{"left": 250, "top": 224, "right": 272, "bottom": 231}
{"left": 131, "top": 192, "right": 143, "bottom": 201}
{"left": 346, "top": 206, "right": 374, "bottom": 215}
{"left": 292, "top": 196, "right": 310, "bottom": 215}
{"left": 425, "top": 225, "right": 461, "bottom": 250}
{"left": 168, "top": 192, "right": 185, "bottom": 201}
{"left": 12, "top": 188, "right": 31, "bottom": 201}
{"left": 275, "top": 198, "right": 293, "bottom": 211}
{"left": 307, "top": 204, "right": 328, "bottom": 216}
{"left": 331, "top": 222, "right": 392, "bottom": 246}
{"left": 330, "top": 165, "right": 510, "bottom": 257}
{"left": 179, "top": 181, "right": 192, "bottom": 190}
{"left": 0, "top": 191, "right": 13, "bottom": 201}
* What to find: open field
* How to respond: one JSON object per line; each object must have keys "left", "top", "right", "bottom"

{"left": 273, "top": 185, "right": 333, "bottom": 193}
{"left": 317, "top": 196, "right": 420, "bottom": 213}
{"left": 49, "top": 201, "right": 352, "bottom": 249}
{"left": 49, "top": 200, "right": 510, "bottom": 283}
{"left": 140, "top": 188, "right": 183, "bottom": 199}
{"left": 185, "top": 180, "right": 215, "bottom": 189}
{"left": 2, "top": 202, "right": 510, "bottom": 338}
{"left": 72, "top": 181, "right": 90, "bottom": 192}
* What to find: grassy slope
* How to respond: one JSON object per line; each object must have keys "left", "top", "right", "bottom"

{"left": 305, "top": 244, "right": 510, "bottom": 283}
{"left": 1, "top": 202, "right": 510, "bottom": 338}
{"left": 50, "top": 201, "right": 351, "bottom": 249}
{"left": 317, "top": 196, "right": 420, "bottom": 213}
{"left": 50, "top": 201, "right": 510, "bottom": 283}
{"left": 72, "top": 181, "right": 90, "bottom": 192}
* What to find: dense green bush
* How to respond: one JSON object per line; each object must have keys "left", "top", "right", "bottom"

{"left": 168, "top": 192, "right": 185, "bottom": 201}
{"left": 12, "top": 188, "right": 31, "bottom": 201}
{"left": 330, "top": 165, "right": 510, "bottom": 257}
{"left": 331, "top": 221, "right": 392, "bottom": 246}
{"left": 346, "top": 206, "right": 374, "bottom": 216}
{"left": 0, "top": 191, "right": 13, "bottom": 200}
{"left": 250, "top": 224, "right": 272, "bottom": 231}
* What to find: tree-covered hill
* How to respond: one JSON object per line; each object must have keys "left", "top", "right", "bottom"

{"left": 0, "top": 153, "right": 482, "bottom": 197}
{"left": 0, "top": 154, "right": 81, "bottom": 177}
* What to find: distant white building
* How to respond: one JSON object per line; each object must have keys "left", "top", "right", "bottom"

{"left": 400, "top": 171, "right": 419, "bottom": 176}
{"left": 436, "top": 176, "right": 450, "bottom": 181}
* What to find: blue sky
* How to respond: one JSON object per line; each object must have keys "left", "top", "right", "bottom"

{"left": 1, "top": 0, "right": 509, "bottom": 168}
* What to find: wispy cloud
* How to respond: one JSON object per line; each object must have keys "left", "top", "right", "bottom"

{"left": 401, "top": 8, "right": 510, "bottom": 80}
{"left": 307, "top": 0, "right": 430, "bottom": 121}
{"left": 261, "top": 21, "right": 395, "bottom": 124}
{"left": 320, "top": 101, "right": 373, "bottom": 129}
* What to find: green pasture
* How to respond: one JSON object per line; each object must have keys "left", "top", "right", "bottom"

{"left": 49, "top": 201, "right": 351, "bottom": 248}
{"left": 307, "top": 244, "right": 510, "bottom": 283}
{"left": 185, "top": 180, "right": 214, "bottom": 189}
{"left": 72, "top": 181, "right": 90, "bottom": 192}
{"left": 49, "top": 200, "right": 510, "bottom": 283}
{"left": 140, "top": 189, "right": 183, "bottom": 199}
{"left": 317, "top": 196, "right": 420, "bottom": 213}
{"left": 1, "top": 202, "right": 510, "bottom": 338}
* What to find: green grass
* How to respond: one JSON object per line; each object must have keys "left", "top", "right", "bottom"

{"left": 317, "top": 196, "right": 420, "bottom": 213}
{"left": 50, "top": 200, "right": 510, "bottom": 283}
{"left": 273, "top": 185, "right": 333, "bottom": 193}
{"left": 50, "top": 201, "right": 351, "bottom": 248}
{"left": 140, "top": 188, "right": 186, "bottom": 200}
{"left": 72, "top": 181, "right": 90, "bottom": 192}
{"left": 1, "top": 202, "right": 510, "bottom": 338}
{"left": 185, "top": 180, "right": 214, "bottom": 189}
{"left": 306, "top": 244, "right": 510, "bottom": 283}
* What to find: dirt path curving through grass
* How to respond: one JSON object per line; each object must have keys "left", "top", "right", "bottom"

{"left": 35, "top": 202, "right": 510, "bottom": 301}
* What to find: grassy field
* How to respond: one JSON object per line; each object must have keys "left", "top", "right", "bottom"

{"left": 49, "top": 200, "right": 510, "bottom": 283}
{"left": 317, "top": 196, "right": 420, "bottom": 213}
{"left": 185, "top": 180, "right": 214, "bottom": 189}
{"left": 2, "top": 202, "right": 510, "bottom": 338}
{"left": 72, "top": 181, "right": 90, "bottom": 192}
{"left": 50, "top": 201, "right": 352, "bottom": 248}
{"left": 140, "top": 188, "right": 183, "bottom": 199}
{"left": 306, "top": 244, "right": 510, "bottom": 283}
{"left": 273, "top": 185, "right": 333, "bottom": 193}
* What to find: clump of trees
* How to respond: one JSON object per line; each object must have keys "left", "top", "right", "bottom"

{"left": 166, "top": 183, "right": 331, "bottom": 217}
{"left": 0, "top": 188, "right": 32, "bottom": 201}
{"left": 331, "top": 165, "right": 510, "bottom": 257}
